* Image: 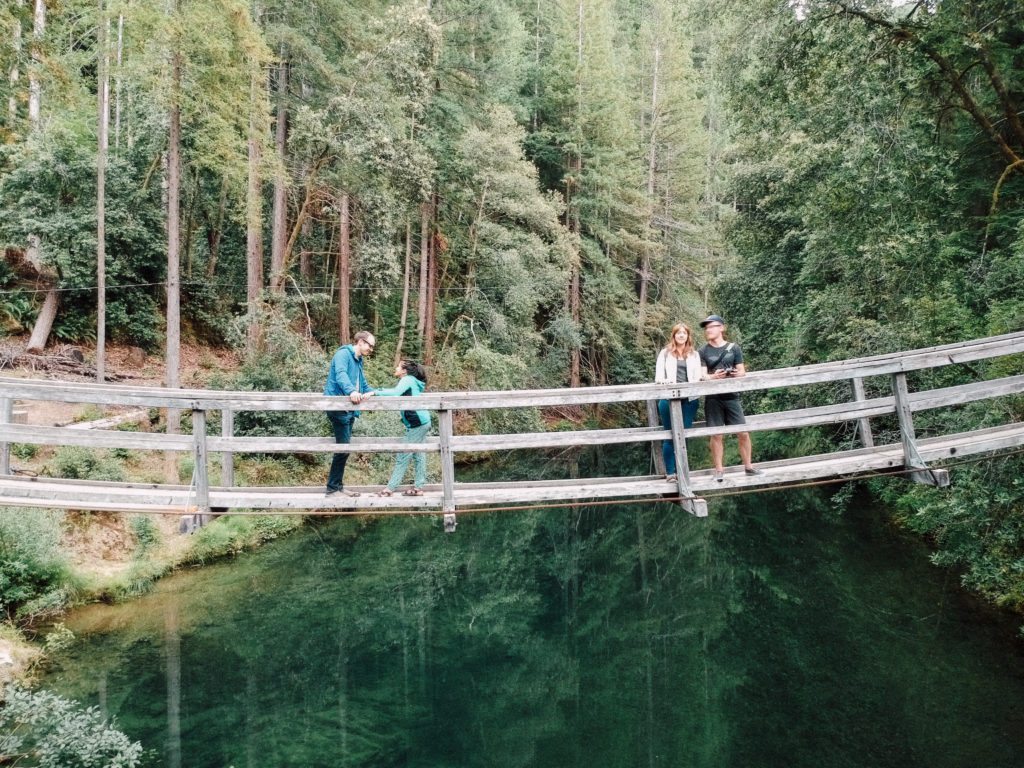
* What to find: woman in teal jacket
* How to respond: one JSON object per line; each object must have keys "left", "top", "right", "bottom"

{"left": 375, "top": 360, "right": 431, "bottom": 496}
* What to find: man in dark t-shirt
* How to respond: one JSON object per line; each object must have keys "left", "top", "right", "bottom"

{"left": 698, "top": 315, "right": 760, "bottom": 482}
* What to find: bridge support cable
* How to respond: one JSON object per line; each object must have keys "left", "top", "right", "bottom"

{"left": 0, "top": 396, "right": 11, "bottom": 476}
{"left": 668, "top": 398, "right": 707, "bottom": 517}
{"left": 438, "top": 408, "right": 457, "bottom": 532}
{"left": 891, "top": 372, "right": 950, "bottom": 488}
{"left": 851, "top": 377, "right": 875, "bottom": 448}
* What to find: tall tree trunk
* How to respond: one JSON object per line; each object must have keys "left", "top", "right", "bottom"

{"left": 337, "top": 192, "right": 351, "bottom": 343}
{"left": 8, "top": 2, "right": 21, "bottom": 123}
{"left": 269, "top": 54, "right": 288, "bottom": 294}
{"left": 165, "top": 38, "right": 183, "bottom": 484}
{"left": 638, "top": 41, "right": 661, "bottom": 338}
{"left": 394, "top": 220, "right": 413, "bottom": 366}
{"left": 25, "top": 0, "right": 56, "bottom": 352}
{"left": 245, "top": 62, "right": 264, "bottom": 349}
{"left": 423, "top": 196, "right": 438, "bottom": 365}
{"left": 416, "top": 201, "right": 429, "bottom": 338}
{"left": 96, "top": 2, "right": 110, "bottom": 382}
{"left": 299, "top": 215, "right": 312, "bottom": 283}
{"left": 114, "top": 13, "right": 123, "bottom": 150}
{"left": 205, "top": 177, "right": 228, "bottom": 279}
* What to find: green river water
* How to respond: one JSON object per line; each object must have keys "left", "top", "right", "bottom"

{"left": 45, "top": 486, "right": 1024, "bottom": 767}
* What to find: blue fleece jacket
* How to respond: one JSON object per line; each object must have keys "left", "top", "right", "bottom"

{"left": 374, "top": 374, "right": 430, "bottom": 429}
{"left": 324, "top": 345, "right": 373, "bottom": 413}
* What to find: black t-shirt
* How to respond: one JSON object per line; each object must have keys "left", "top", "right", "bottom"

{"left": 699, "top": 343, "right": 743, "bottom": 399}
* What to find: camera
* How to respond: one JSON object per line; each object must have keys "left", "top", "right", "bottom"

{"left": 721, "top": 367, "right": 736, "bottom": 376}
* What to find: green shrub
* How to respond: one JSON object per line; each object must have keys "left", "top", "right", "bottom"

{"left": 12, "top": 443, "right": 37, "bottom": 460}
{"left": 49, "top": 447, "right": 126, "bottom": 482}
{"left": 0, "top": 685, "right": 144, "bottom": 767}
{"left": 0, "top": 510, "right": 72, "bottom": 622}
{"left": 130, "top": 516, "right": 160, "bottom": 557}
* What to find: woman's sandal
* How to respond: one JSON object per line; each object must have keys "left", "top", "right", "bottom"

{"left": 402, "top": 488, "right": 424, "bottom": 496}
{"left": 376, "top": 489, "right": 394, "bottom": 497}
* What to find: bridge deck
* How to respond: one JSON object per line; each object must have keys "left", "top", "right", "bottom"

{"left": 1, "top": 330, "right": 1022, "bottom": 524}
{"left": 2, "top": 422, "right": 1020, "bottom": 515}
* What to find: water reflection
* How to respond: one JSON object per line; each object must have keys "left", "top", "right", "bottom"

{"left": 47, "top": 489, "right": 1024, "bottom": 768}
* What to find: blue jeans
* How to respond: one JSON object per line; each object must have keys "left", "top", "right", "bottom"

{"left": 386, "top": 423, "right": 431, "bottom": 490}
{"left": 326, "top": 411, "right": 355, "bottom": 491}
{"left": 658, "top": 398, "right": 698, "bottom": 476}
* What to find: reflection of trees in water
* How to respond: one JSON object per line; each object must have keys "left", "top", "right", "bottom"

{"left": 44, "top": 482, "right": 1024, "bottom": 767}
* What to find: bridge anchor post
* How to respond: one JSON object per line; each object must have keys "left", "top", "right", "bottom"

{"left": 892, "top": 372, "right": 950, "bottom": 488}
{"left": 439, "top": 409, "right": 457, "bottom": 532}
{"left": 669, "top": 398, "right": 708, "bottom": 517}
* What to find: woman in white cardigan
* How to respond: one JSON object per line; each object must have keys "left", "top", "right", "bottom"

{"left": 655, "top": 322, "right": 706, "bottom": 480}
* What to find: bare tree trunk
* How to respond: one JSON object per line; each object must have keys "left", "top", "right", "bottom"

{"left": 299, "top": 215, "right": 312, "bottom": 283}
{"left": 416, "top": 201, "right": 429, "bottom": 338}
{"left": 165, "top": 11, "right": 183, "bottom": 484}
{"left": 337, "top": 192, "right": 351, "bottom": 344}
{"left": 8, "top": 2, "right": 21, "bottom": 123}
{"left": 25, "top": 0, "right": 56, "bottom": 351}
{"left": 245, "top": 63, "right": 264, "bottom": 350}
{"left": 638, "top": 40, "right": 661, "bottom": 338}
{"left": 269, "top": 54, "right": 289, "bottom": 294}
{"left": 26, "top": 291, "right": 58, "bottom": 353}
{"left": 394, "top": 220, "right": 413, "bottom": 366}
{"left": 96, "top": 2, "right": 110, "bottom": 382}
{"left": 205, "top": 177, "right": 228, "bottom": 279}
{"left": 114, "top": 13, "right": 123, "bottom": 150}
{"left": 423, "top": 196, "right": 438, "bottom": 365}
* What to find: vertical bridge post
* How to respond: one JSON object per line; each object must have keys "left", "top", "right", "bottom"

{"left": 891, "top": 372, "right": 949, "bottom": 487}
{"left": 851, "top": 377, "right": 874, "bottom": 448}
{"left": 220, "top": 408, "right": 234, "bottom": 489}
{"left": 192, "top": 407, "right": 211, "bottom": 523}
{"left": 0, "top": 396, "right": 11, "bottom": 475}
{"left": 668, "top": 398, "right": 708, "bottom": 517}
{"left": 646, "top": 399, "right": 667, "bottom": 476}
{"left": 438, "top": 408, "right": 457, "bottom": 532}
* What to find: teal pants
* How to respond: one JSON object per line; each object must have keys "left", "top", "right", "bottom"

{"left": 386, "top": 423, "right": 431, "bottom": 490}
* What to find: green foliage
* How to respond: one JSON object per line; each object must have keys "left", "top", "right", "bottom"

{"left": 130, "top": 517, "right": 160, "bottom": 558}
{"left": 48, "top": 448, "right": 126, "bottom": 483}
{"left": 183, "top": 515, "right": 302, "bottom": 564}
{"left": 0, "top": 511, "right": 72, "bottom": 622}
{"left": 0, "top": 685, "right": 143, "bottom": 767}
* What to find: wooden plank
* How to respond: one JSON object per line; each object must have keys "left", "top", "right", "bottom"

{"left": 892, "top": 372, "right": 947, "bottom": 487}
{"left": 1, "top": 331, "right": 1023, "bottom": 411}
{"left": 0, "top": 423, "right": 192, "bottom": 451}
{"left": 192, "top": 409, "right": 210, "bottom": 514}
{"left": 851, "top": 378, "right": 874, "bottom": 448}
{"left": 1, "top": 420, "right": 1021, "bottom": 513}
{"left": 668, "top": 398, "right": 706, "bottom": 517}
{"left": 0, "top": 397, "right": 10, "bottom": 475}
{"left": 909, "top": 374, "right": 1024, "bottom": 411}
{"left": 206, "top": 435, "right": 440, "bottom": 453}
{"left": 221, "top": 409, "right": 234, "bottom": 488}
{"left": 438, "top": 409, "right": 455, "bottom": 515}
{"left": 65, "top": 409, "right": 149, "bottom": 430}
{"left": 646, "top": 399, "right": 666, "bottom": 476}
{"left": 451, "top": 426, "right": 667, "bottom": 452}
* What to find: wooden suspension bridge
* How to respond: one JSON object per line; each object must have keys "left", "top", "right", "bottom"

{"left": 1, "top": 331, "right": 1023, "bottom": 531}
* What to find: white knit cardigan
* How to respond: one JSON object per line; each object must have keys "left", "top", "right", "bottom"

{"left": 655, "top": 348, "right": 706, "bottom": 387}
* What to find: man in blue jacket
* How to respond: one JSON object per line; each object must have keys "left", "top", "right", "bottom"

{"left": 324, "top": 330, "right": 376, "bottom": 496}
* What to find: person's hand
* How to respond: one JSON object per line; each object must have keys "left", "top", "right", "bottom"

{"left": 361, "top": 391, "right": 375, "bottom": 399}
{"left": 349, "top": 392, "right": 362, "bottom": 404}
{"left": 713, "top": 370, "right": 729, "bottom": 379}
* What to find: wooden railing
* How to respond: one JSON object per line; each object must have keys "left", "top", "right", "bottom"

{"left": 1, "top": 330, "right": 1023, "bottom": 530}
